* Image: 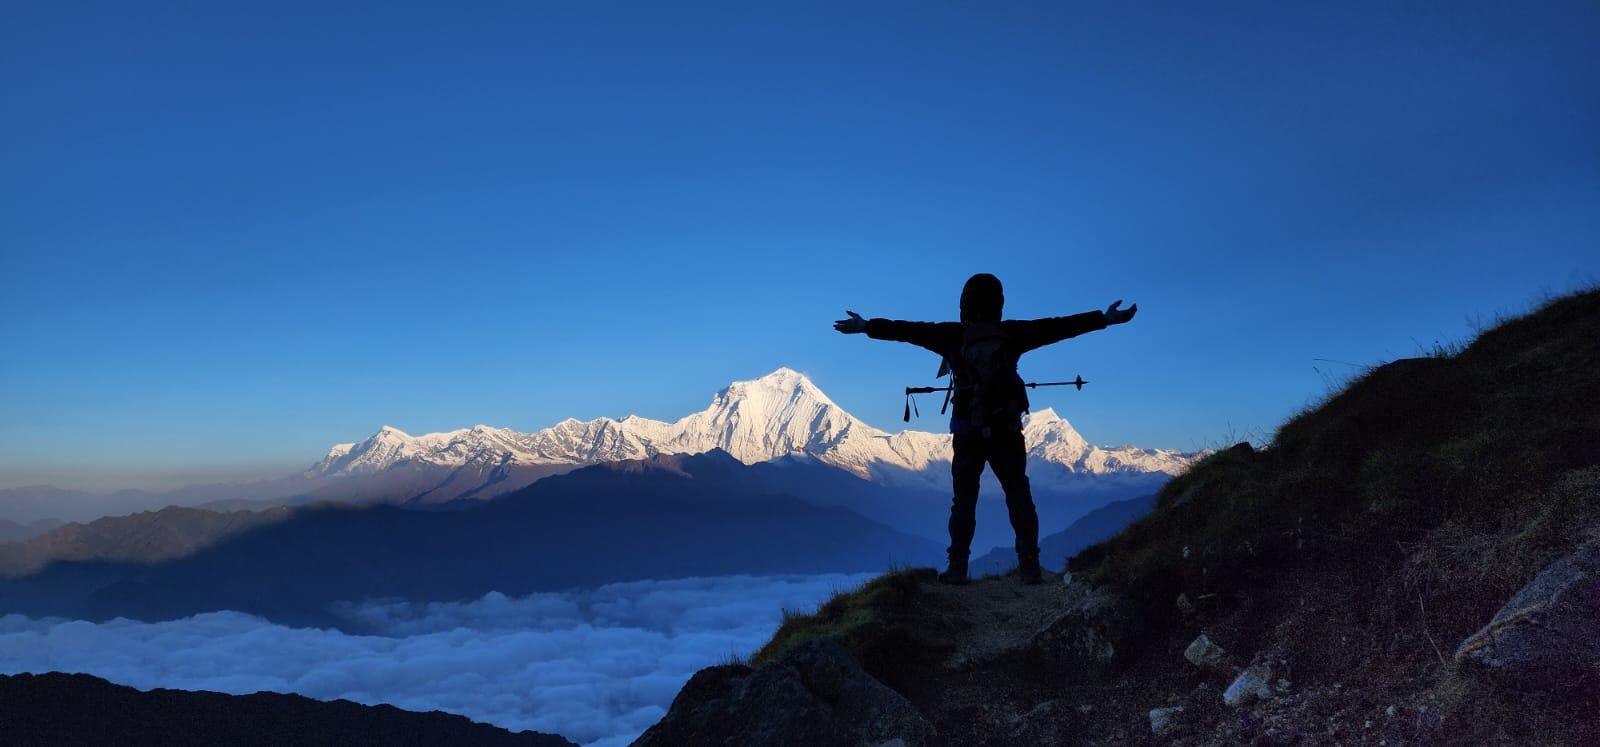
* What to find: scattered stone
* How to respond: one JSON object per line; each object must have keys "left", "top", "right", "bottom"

{"left": 1176, "top": 593, "right": 1196, "bottom": 618}
{"left": 1384, "top": 704, "right": 1396, "bottom": 717}
{"left": 1454, "top": 544, "right": 1600, "bottom": 692}
{"left": 1149, "top": 706, "right": 1185, "bottom": 735}
{"left": 1274, "top": 679, "right": 1292, "bottom": 694}
{"left": 633, "top": 638, "right": 934, "bottom": 746}
{"left": 1184, "top": 633, "right": 1228, "bottom": 671}
{"left": 1222, "top": 663, "right": 1274, "bottom": 708}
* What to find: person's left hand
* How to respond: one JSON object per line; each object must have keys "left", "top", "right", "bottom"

{"left": 834, "top": 310, "right": 867, "bottom": 334}
{"left": 1104, "top": 300, "right": 1138, "bottom": 325}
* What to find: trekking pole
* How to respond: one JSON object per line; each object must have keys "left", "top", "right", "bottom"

{"left": 1025, "top": 376, "right": 1089, "bottom": 390}
{"left": 902, "top": 376, "right": 1088, "bottom": 421}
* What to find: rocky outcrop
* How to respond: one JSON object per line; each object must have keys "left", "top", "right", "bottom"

{"left": 633, "top": 638, "right": 934, "bottom": 747}
{"left": 1027, "top": 585, "right": 1143, "bottom": 672}
{"left": 1454, "top": 543, "right": 1600, "bottom": 692}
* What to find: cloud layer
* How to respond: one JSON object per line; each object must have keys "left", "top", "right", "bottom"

{"left": 0, "top": 573, "right": 873, "bottom": 746}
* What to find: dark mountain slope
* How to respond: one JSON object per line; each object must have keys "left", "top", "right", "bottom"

{"left": 971, "top": 493, "right": 1156, "bottom": 574}
{"left": 746, "top": 456, "right": 1157, "bottom": 554}
{"left": 0, "top": 672, "right": 575, "bottom": 746}
{"left": 642, "top": 288, "right": 1600, "bottom": 745}
{"left": 0, "top": 506, "right": 294, "bottom": 577}
{"left": 0, "top": 450, "right": 941, "bottom": 627}
{"left": 0, "top": 518, "right": 60, "bottom": 544}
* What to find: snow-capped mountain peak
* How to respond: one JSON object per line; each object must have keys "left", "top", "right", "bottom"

{"left": 305, "top": 368, "right": 1202, "bottom": 499}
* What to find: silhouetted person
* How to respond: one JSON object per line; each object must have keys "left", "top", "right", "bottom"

{"left": 834, "top": 273, "right": 1137, "bottom": 585}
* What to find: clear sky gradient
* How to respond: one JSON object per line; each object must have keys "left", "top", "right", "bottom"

{"left": 3, "top": 2, "right": 1597, "bottom": 489}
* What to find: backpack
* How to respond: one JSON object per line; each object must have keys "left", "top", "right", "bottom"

{"left": 953, "top": 321, "right": 1024, "bottom": 432}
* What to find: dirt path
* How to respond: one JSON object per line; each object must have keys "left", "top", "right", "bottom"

{"left": 922, "top": 571, "right": 1075, "bottom": 671}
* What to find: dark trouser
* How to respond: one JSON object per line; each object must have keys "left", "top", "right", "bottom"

{"left": 949, "top": 430, "right": 1039, "bottom": 560}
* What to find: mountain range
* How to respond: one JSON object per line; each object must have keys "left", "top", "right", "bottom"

{"left": 305, "top": 368, "right": 1197, "bottom": 502}
{"left": 1, "top": 368, "right": 1200, "bottom": 525}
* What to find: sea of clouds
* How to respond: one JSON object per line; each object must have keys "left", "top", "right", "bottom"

{"left": 0, "top": 572, "right": 874, "bottom": 746}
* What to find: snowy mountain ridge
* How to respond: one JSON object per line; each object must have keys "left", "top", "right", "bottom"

{"left": 308, "top": 368, "right": 1200, "bottom": 494}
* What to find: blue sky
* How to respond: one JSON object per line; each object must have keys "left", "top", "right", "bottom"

{"left": 3, "top": 2, "right": 1596, "bottom": 489}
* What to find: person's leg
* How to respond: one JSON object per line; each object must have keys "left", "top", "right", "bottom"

{"left": 943, "top": 434, "right": 984, "bottom": 584}
{"left": 988, "top": 429, "right": 1042, "bottom": 584}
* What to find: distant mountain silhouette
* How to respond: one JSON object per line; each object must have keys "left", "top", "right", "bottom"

{"left": 0, "top": 450, "right": 942, "bottom": 628}
{"left": 0, "top": 517, "right": 61, "bottom": 544}
{"left": 0, "top": 506, "right": 294, "bottom": 577}
{"left": 0, "top": 446, "right": 1147, "bottom": 585}
{"left": 0, "top": 672, "right": 576, "bottom": 746}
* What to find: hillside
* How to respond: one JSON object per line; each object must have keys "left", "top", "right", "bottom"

{"left": 639, "top": 288, "right": 1600, "bottom": 745}
{"left": 0, "top": 672, "right": 575, "bottom": 746}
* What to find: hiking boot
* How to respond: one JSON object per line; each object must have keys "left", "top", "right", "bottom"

{"left": 1018, "top": 553, "right": 1043, "bottom": 585}
{"left": 939, "top": 555, "right": 970, "bottom": 585}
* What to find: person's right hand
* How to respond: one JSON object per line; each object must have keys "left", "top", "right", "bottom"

{"left": 833, "top": 310, "right": 867, "bottom": 334}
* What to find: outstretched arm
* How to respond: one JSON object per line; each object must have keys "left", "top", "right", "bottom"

{"left": 833, "top": 310, "right": 954, "bottom": 355}
{"left": 1011, "top": 300, "right": 1137, "bottom": 352}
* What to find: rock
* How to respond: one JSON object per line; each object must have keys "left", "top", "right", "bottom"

{"left": 1176, "top": 593, "right": 1196, "bottom": 618}
{"left": 1222, "top": 663, "right": 1274, "bottom": 708}
{"left": 1183, "top": 633, "right": 1228, "bottom": 671}
{"left": 1454, "top": 544, "right": 1600, "bottom": 692}
{"left": 1149, "top": 706, "right": 1185, "bottom": 735}
{"left": 1028, "top": 586, "right": 1143, "bottom": 672}
{"left": 634, "top": 638, "right": 935, "bottom": 747}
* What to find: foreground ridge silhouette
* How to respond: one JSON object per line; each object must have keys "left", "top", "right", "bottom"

{"left": 0, "top": 672, "right": 578, "bottom": 746}
{"left": 640, "top": 287, "right": 1600, "bottom": 745}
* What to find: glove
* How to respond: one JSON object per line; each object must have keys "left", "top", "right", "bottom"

{"left": 833, "top": 310, "right": 867, "bottom": 334}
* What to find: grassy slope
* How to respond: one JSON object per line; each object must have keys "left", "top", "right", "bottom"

{"left": 759, "top": 288, "right": 1600, "bottom": 744}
